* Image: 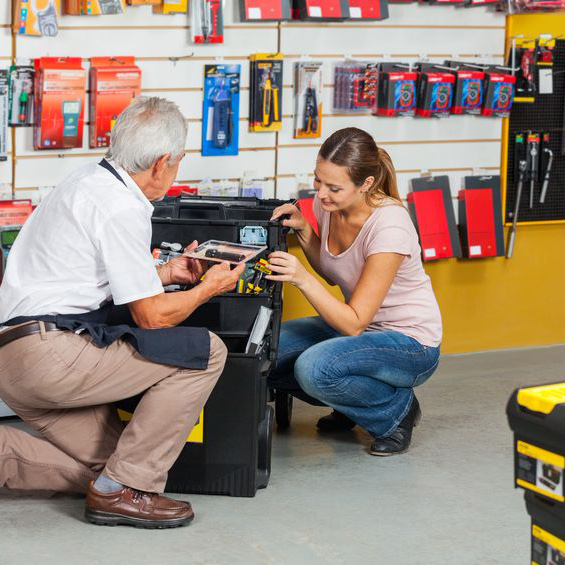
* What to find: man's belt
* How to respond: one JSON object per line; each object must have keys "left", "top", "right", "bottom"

{"left": 0, "top": 321, "right": 60, "bottom": 349}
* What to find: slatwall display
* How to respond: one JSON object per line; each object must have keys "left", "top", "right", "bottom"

{"left": 0, "top": 2, "right": 505, "bottom": 210}
{"left": 504, "top": 39, "right": 565, "bottom": 225}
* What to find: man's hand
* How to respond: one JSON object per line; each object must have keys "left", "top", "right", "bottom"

{"left": 200, "top": 262, "right": 245, "bottom": 298}
{"left": 158, "top": 240, "right": 206, "bottom": 286}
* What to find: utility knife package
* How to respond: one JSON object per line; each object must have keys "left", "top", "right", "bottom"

{"left": 192, "top": 0, "right": 224, "bottom": 44}
{"left": 293, "top": 61, "right": 323, "bottom": 139}
{"left": 202, "top": 64, "right": 241, "bottom": 156}
{"left": 249, "top": 53, "right": 284, "bottom": 132}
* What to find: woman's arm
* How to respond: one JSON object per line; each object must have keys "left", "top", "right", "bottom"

{"left": 267, "top": 251, "right": 404, "bottom": 336}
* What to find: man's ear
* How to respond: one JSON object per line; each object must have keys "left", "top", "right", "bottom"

{"left": 153, "top": 154, "right": 171, "bottom": 179}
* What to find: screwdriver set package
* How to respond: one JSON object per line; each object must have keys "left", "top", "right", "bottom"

{"left": 415, "top": 63, "right": 455, "bottom": 118}
{"left": 481, "top": 67, "right": 515, "bottom": 118}
{"left": 332, "top": 61, "right": 377, "bottom": 113}
{"left": 249, "top": 53, "right": 283, "bottom": 132}
{"left": 202, "top": 64, "right": 241, "bottom": 156}
{"left": 192, "top": 0, "right": 224, "bottom": 44}
{"left": 240, "top": 0, "right": 291, "bottom": 20}
{"left": 33, "top": 57, "right": 87, "bottom": 150}
{"left": 89, "top": 57, "right": 141, "bottom": 149}
{"left": 14, "top": 0, "right": 60, "bottom": 37}
{"left": 8, "top": 63, "right": 34, "bottom": 127}
{"left": 375, "top": 63, "right": 417, "bottom": 117}
{"left": 293, "top": 61, "right": 323, "bottom": 139}
{"left": 444, "top": 62, "right": 484, "bottom": 115}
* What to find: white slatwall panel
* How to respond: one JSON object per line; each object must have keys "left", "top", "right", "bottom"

{"left": 3, "top": 1, "right": 505, "bottom": 203}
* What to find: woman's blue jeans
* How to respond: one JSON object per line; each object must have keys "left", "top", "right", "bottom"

{"left": 269, "top": 317, "right": 440, "bottom": 439}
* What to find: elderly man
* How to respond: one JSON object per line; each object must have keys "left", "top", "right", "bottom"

{"left": 0, "top": 97, "right": 244, "bottom": 528}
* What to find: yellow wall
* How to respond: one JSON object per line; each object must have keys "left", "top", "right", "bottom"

{"left": 282, "top": 14, "right": 565, "bottom": 354}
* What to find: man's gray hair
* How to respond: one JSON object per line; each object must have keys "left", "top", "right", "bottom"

{"left": 106, "top": 97, "right": 187, "bottom": 174}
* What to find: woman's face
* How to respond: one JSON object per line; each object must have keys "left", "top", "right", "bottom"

{"left": 313, "top": 158, "right": 364, "bottom": 212}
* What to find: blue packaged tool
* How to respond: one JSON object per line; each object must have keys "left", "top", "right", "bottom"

{"left": 202, "top": 64, "right": 240, "bottom": 157}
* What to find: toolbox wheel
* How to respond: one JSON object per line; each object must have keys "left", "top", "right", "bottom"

{"left": 275, "top": 390, "right": 293, "bottom": 430}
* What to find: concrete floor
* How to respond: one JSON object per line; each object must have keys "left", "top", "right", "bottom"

{"left": 2, "top": 345, "right": 565, "bottom": 565}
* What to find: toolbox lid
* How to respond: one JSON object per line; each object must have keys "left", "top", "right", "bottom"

{"left": 517, "top": 383, "right": 565, "bottom": 415}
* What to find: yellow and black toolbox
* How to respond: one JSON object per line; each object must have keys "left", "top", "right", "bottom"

{"left": 525, "top": 491, "right": 565, "bottom": 565}
{"left": 507, "top": 383, "right": 565, "bottom": 504}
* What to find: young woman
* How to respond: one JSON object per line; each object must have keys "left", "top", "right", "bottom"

{"left": 266, "top": 127, "right": 442, "bottom": 456}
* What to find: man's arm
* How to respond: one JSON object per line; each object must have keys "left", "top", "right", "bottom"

{"left": 129, "top": 262, "right": 244, "bottom": 329}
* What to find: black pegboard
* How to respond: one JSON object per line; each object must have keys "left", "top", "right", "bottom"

{"left": 505, "top": 40, "right": 565, "bottom": 224}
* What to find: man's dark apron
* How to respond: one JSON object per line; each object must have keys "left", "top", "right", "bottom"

{"left": 3, "top": 159, "right": 210, "bottom": 370}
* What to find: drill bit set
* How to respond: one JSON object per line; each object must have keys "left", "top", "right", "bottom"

{"left": 293, "top": 61, "right": 323, "bottom": 139}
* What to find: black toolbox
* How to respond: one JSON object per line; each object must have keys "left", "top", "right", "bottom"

{"left": 507, "top": 383, "right": 565, "bottom": 505}
{"left": 118, "top": 196, "right": 287, "bottom": 497}
{"left": 525, "top": 491, "right": 565, "bottom": 565}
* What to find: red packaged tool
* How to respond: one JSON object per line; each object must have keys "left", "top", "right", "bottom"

{"left": 458, "top": 175, "right": 504, "bottom": 259}
{"left": 295, "top": 0, "right": 350, "bottom": 20}
{"left": 415, "top": 63, "right": 455, "bottom": 118}
{"left": 33, "top": 57, "right": 86, "bottom": 150}
{"left": 347, "top": 0, "right": 389, "bottom": 19}
{"left": 444, "top": 62, "right": 485, "bottom": 115}
{"left": 89, "top": 57, "right": 141, "bottom": 149}
{"left": 240, "top": 0, "right": 291, "bottom": 20}
{"left": 191, "top": 0, "right": 223, "bottom": 44}
{"left": 375, "top": 63, "right": 417, "bottom": 117}
{"left": 407, "top": 176, "right": 461, "bottom": 261}
{"left": 481, "top": 67, "right": 515, "bottom": 118}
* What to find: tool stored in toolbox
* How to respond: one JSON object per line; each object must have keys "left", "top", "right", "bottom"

{"left": 246, "top": 258, "right": 272, "bottom": 294}
{"left": 206, "top": 248, "right": 246, "bottom": 262}
{"left": 294, "top": 61, "right": 323, "bottom": 138}
{"left": 202, "top": 64, "right": 240, "bottom": 156}
{"left": 506, "top": 159, "right": 528, "bottom": 259}
{"left": 249, "top": 54, "right": 283, "bottom": 132}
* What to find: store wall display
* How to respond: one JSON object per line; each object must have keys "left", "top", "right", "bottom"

{"left": 249, "top": 53, "right": 283, "bottom": 132}
{"left": 201, "top": 63, "right": 241, "bottom": 156}
{"left": 89, "top": 57, "right": 141, "bottom": 149}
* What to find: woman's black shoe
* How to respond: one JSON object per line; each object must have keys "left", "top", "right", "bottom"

{"left": 369, "top": 397, "right": 421, "bottom": 456}
{"left": 317, "top": 410, "right": 356, "bottom": 432}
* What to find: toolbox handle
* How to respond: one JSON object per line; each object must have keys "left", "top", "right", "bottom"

{"left": 176, "top": 202, "right": 227, "bottom": 220}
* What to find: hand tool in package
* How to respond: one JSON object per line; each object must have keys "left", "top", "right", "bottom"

{"left": 64, "top": 0, "right": 126, "bottom": 14}
{"left": 375, "top": 62, "right": 417, "bottom": 117}
{"left": 33, "top": 57, "right": 87, "bottom": 150}
{"left": 444, "top": 61, "right": 484, "bottom": 115}
{"left": 506, "top": 132, "right": 529, "bottom": 258}
{"left": 481, "top": 66, "right": 515, "bottom": 118}
{"left": 293, "top": 61, "right": 323, "bottom": 139}
{"left": 508, "top": 37, "right": 552, "bottom": 102}
{"left": 407, "top": 175, "right": 461, "bottom": 261}
{"left": 202, "top": 64, "right": 240, "bottom": 156}
{"left": 8, "top": 63, "right": 34, "bottom": 127}
{"left": 539, "top": 132, "right": 554, "bottom": 204}
{"left": 192, "top": 0, "right": 224, "bottom": 44}
{"left": 414, "top": 63, "right": 455, "bottom": 118}
{"left": 332, "top": 61, "right": 377, "bottom": 113}
{"left": 14, "top": 0, "right": 60, "bottom": 36}
{"left": 249, "top": 54, "right": 283, "bottom": 132}
{"left": 457, "top": 175, "right": 504, "bottom": 259}
{"left": 294, "top": 0, "right": 350, "bottom": 20}
{"left": 0, "top": 70, "right": 8, "bottom": 164}
{"left": 153, "top": 0, "right": 188, "bottom": 13}
{"left": 89, "top": 57, "right": 141, "bottom": 149}
{"left": 239, "top": 0, "right": 291, "bottom": 20}
{"left": 347, "top": 0, "right": 389, "bottom": 19}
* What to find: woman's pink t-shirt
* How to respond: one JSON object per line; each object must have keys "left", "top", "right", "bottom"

{"left": 313, "top": 196, "right": 442, "bottom": 347}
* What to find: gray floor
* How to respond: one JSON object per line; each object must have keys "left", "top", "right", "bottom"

{"left": 2, "top": 345, "right": 565, "bottom": 565}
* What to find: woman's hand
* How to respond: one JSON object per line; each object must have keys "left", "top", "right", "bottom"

{"left": 266, "top": 251, "right": 311, "bottom": 289}
{"left": 159, "top": 240, "right": 206, "bottom": 286}
{"left": 270, "top": 202, "right": 308, "bottom": 232}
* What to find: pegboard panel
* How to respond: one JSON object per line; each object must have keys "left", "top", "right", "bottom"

{"left": 2, "top": 2, "right": 505, "bottom": 202}
{"left": 504, "top": 39, "right": 565, "bottom": 225}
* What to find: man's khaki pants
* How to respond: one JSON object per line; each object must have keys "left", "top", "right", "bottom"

{"left": 0, "top": 324, "right": 227, "bottom": 494}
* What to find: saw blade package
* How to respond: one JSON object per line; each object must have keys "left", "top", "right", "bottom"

{"left": 192, "top": 0, "right": 224, "bottom": 44}
{"left": 202, "top": 64, "right": 241, "bottom": 157}
{"left": 249, "top": 53, "right": 284, "bottom": 132}
{"left": 293, "top": 61, "right": 323, "bottom": 139}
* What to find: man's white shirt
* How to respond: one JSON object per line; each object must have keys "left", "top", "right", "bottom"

{"left": 0, "top": 162, "right": 164, "bottom": 323}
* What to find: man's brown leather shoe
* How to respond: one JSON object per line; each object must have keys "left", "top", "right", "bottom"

{"left": 85, "top": 481, "right": 194, "bottom": 529}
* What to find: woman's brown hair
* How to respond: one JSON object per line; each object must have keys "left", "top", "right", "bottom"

{"left": 318, "top": 127, "right": 400, "bottom": 207}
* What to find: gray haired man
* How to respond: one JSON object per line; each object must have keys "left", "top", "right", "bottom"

{"left": 0, "top": 97, "right": 244, "bottom": 528}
